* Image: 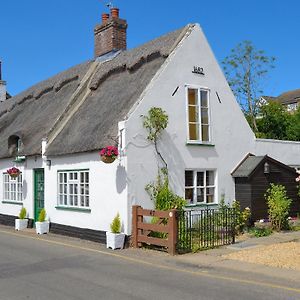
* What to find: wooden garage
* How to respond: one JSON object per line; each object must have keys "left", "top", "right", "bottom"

{"left": 232, "top": 154, "right": 300, "bottom": 222}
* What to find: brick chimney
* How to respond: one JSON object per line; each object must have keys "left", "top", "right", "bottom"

{"left": 0, "top": 61, "right": 7, "bottom": 103}
{"left": 94, "top": 7, "right": 128, "bottom": 57}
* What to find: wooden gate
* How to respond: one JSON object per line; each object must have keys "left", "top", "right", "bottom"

{"left": 132, "top": 205, "right": 178, "bottom": 255}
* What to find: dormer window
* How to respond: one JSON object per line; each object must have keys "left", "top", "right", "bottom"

{"left": 186, "top": 86, "right": 210, "bottom": 143}
{"left": 8, "top": 135, "right": 23, "bottom": 157}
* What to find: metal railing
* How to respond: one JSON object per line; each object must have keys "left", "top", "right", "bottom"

{"left": 176, "top": 208, "right": 236, "bottom": 253}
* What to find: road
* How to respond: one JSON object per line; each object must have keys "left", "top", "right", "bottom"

{"left": 0, "top": 228, "right": 299, "bottom": 300}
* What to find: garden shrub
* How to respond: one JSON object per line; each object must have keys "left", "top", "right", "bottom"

{"left": 110, "top": 213, "right": 121, "bottom": 233}
{"left": 19, "top": 207, "right": 27, "bottom": 219}
{"left": 38, "top": 209, "right": 46, "bottom": 222}
{"left": 249, "top": 227, "right": 273, "bottom": 238}
{"left": 265, "top": 184, "right": 292, "bottom": 231}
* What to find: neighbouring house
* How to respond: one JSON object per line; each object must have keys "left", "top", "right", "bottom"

{"left": 261, "top": 89, "right": 300, "bottom": 113}
{"left": 0, "top": 8, "right": 299, "bottom": 242}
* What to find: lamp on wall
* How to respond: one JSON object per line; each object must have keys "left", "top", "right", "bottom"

{"left": 46, "top": 160, "right": 51, "bottom": 167}
{"left": 264, "top": 162, "right": 270, "bottom": 174}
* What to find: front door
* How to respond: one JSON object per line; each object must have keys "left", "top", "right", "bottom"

{"left": 34, "top": 169, "right": 45, "bottom": 222}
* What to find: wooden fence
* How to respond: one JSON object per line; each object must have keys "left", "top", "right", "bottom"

{"left": 132, "top": 205, "right": 177, "bottom": 255}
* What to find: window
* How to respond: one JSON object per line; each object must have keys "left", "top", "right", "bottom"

{"left": 187, "top": 87, "right": 210, "bottom": 142}
{"left": 3, "top": 173, "right": 23, "bottom": 202}
{"left": 58, "top": 170, "right": 89, "bottom": 208}
{"left": 185, "top": 170, "right": 215, "bottom": 205}
{"left": 286, "top": 102, "right": 298, "bottom": 112}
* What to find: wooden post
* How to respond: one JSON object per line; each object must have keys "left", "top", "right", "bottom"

{"left": 132, "top": 205, "right": 140, "bottom": 248}
{"left": 168, "top": 209, "right": 178, "bottom": 255}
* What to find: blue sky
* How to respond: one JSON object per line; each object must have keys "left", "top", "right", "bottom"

{"left": 1, "top": 0, "right": 299, "bottom": 96}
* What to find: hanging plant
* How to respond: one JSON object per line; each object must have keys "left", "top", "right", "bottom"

{"left": 7, "top": 167, "right": 21, "bottom": 178}
{"left": 99, "top": 146, "right": 119, "bottom": 164}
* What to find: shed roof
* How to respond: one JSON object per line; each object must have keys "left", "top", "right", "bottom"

{"left": 0, "top": 25, "right": 192, "bottom": 158}
{"left": 232, "top": 156, "right": 265, "bottom": 178}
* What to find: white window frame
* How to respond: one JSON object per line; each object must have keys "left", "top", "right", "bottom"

{"left": 185, "top": 170, "right": 216, "bottom": 205}
{"left": 57, "top": 170, "right": 89, "bottom": 208}
{"left": 3, "top": 173, "right": 23, "bottom": 202}
{"left": 185, "top": 85, "right": 211, "bottom": 144}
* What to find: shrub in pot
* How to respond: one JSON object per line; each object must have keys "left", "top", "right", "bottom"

{"left": 15, "top": 207, "right": 28, "bottom": 231}
{"left": 35, "top": 209, "right": 50, "bottom": 234}
{"left": 106, "top": 213, "right": 125, "bottom": 250}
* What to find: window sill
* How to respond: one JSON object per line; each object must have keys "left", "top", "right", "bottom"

{"left": 2, "top": 201, "right": 23, "bottom": 205}
{"left": 185, "top": 203, "right": 218, "bottom": 209}
{"left": 186, "top": 142, "right": 215, "bottom": 147}
{"left": 55, "top": 206, "right": 91, "bottom": 213}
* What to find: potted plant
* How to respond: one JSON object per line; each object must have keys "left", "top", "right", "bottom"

{"left": 15, "top": 207, "right": 28, "bottom": 231}
{"left": 35, "top": 209, "right": 50, "bottom": 234}
{"left": 7, "top": 167, "right": 21, "bottom": 178}
{"left": 99, "top": 146, "right": 118, "bottom": 164}
{"left": 106, "top": 213, "right": 125, "bottom": 250}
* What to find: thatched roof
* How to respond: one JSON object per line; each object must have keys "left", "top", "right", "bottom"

{"left": 0, "top": 25, "right": 191, "bottom": 158}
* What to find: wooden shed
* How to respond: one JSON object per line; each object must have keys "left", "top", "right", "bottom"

{"left": 232, "top": 154, "right": 300, "bottom": 222}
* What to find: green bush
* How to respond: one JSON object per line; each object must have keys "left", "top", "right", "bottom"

{"left": 265, "top": 184, "right": 292, "bottom": 231}
{"left": 19, "top": 207, "right": 27, "bottom": 219}
{"left": 249, "top": 227, "right": 273, "bottom": 238}
{"left": 38, "top": 209, "right": 46, "bottom": 222}
{"left": 110, "top": 213, "right": 121, "bottom": 233}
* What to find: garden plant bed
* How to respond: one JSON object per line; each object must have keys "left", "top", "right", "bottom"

{"left": 224, "top": 241, "right": 300, "bottom": 270}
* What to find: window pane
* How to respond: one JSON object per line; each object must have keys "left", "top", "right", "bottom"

{"left": 185, "top": 171, "right": 193, "bottom": 186}
{"left": 201, "top": 108, "right": 209, "bottom": 124}
{"left": 85, "top": 196, "right": 89, "bottom": 207}
{"left": 197, "top": 172, "right": 204, "bottom": 186}
{"left": 80, "top": 172, "right": 84, "bottom": 183}
{"left": 69, "top": 173, "right": 73, "bottom": 180}
{"left": 201, "top": 125, "right": 209, "bottom": 142}
{"left": 206, "top": 187, "right": 215, "bottom": 203}
{"left": 201, "top": 90, "right": 208, "bottom": 107}
{"left": 74, "top": 173, "right": 78, "bottom": 180}
{"left": 185, "top": 188, "right": 194, "bottom": 203}
{"left": 206, "top": 171, "right": 214, "bottom": 186}
{"left": 188, "top": 106, "right": 198, "bottom": 123}
{"left": 85, "top": 172, "right": 89, "bottom": 183}
{"left": 188, "top": 89, "right": 197, "bottom": 105}
{"left": 189, "top": 124, "right": 199, "bottom": 140}
{"left": 196, "top": 188, "right": 204, "bottom": 203}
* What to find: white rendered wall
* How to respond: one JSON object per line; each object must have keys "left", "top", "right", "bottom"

{"left": 0, "top": 156, "right": 43, "bottom": 219}
{"left": 125, "top": 25, "right": 256, "bottom": 227}
{"left": 45, "top": 151, "right": 129, "bottom": 234}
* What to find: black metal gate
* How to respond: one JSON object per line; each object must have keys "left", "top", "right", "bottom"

{"left": 176, "top": 208, "right": 236, "bottom": 253}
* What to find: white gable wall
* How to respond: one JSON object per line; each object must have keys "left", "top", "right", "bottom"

{"left": 125, "top": 25, "right": 255, "bottom": 225}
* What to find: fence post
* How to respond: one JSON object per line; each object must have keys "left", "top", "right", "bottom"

{"left": 168, "top": 209, "right": 178, "bottom": 255}
{"left": 132, "top": 205, "right": 140, "bottom": 248}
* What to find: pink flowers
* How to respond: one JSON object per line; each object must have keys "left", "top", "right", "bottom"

{"left": 7, "top": 167, "right": 21, "bottom": 178}
{"left": 99, "top": 146, "right": 119, "bottom": 159}
{"left": 296, "top": 175, "right": 300, "bottom": 183}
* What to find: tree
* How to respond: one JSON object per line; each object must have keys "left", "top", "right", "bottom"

{"left": 256, "top": 101, "right": 290, "bottom": 140}
{"left": 222, "top": 41, "right": 275, "bottom": 132}
{"left": 286, "top": 106, "right": 300, "bottom": 141}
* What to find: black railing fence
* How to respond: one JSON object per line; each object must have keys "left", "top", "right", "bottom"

{"left": 176, "top": 208, "right": 236, "bottom": 253}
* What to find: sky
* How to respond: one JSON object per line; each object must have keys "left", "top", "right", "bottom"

{"left": 1, "top": 0, "right": 300, "bottom": 97}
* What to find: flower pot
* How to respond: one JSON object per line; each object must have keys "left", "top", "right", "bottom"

{"left": 106, "top": 232, "right": 125, "bottom": 250}
{"left": 101, "top": 155, "right": 116, "bottom": 164}
{"left": 35, "top": 221, "right": 50, "bottom": 234}
{"left": 15, "top": 219, "right": 28, "bottom": 231}
{"left": 10, "top": 173, "right": 20, "bottom": 178}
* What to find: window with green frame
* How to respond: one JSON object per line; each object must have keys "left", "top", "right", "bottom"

{"left": 57, "top": 170, "right": 89, "bottom": 208}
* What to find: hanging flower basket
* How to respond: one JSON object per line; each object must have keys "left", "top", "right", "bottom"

{"left": 99, "top": 146, "right": 119, "bottom": 164}
{"left": 7, "top": 167, "right": 21, "bottom": 178}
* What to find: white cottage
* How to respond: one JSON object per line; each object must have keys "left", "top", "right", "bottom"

{"left": 0, "top": 8, "right": 299, "bottom": 242}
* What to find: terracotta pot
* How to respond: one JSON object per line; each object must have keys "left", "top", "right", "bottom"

{"left": 101, "top": 155, "right": 116, "bottom": 164}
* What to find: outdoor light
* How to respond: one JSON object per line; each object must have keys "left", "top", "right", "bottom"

{"left": 46, "top": 159, "right": 51, "bottom": 167}
{"left": 264, "top": 162, "right": 270, "bottom": 174}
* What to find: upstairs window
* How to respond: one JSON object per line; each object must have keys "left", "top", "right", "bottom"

{"left": 187, "top": 87, "right": 210, "bottom": 142}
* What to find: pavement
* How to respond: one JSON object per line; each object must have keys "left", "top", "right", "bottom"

{"left": 0, "top": 224, "right": 299, "bottom": 299}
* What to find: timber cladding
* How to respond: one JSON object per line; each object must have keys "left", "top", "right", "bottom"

{"left": 234, "top": 156, "right": 300, "bottom": 222}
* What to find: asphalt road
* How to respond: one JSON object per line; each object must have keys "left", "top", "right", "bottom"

{"left": 0, "top": 229, "right": 299, "bottom": 300}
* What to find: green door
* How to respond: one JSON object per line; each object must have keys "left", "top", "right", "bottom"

{"left": 34, "top": 169, "right": 45, "bottom": 222}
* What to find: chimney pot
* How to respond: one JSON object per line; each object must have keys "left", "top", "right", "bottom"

{"left": 102, "top": 13, "right": 109, "bottom": 23}
{"left": 110, "top": 7, "right": 119, "bottom": 18}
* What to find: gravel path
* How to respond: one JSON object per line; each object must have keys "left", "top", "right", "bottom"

{"left": 224, "top": 242, "right": 300, "bottom": 271}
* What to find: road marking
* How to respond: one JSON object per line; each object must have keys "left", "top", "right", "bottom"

{"left": 1, "top": 228, "right": 299, "bottom": 294}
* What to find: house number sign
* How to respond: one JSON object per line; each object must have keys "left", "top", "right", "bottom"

{"left": 192, "top": 66, "right": 204, "bottom": 75}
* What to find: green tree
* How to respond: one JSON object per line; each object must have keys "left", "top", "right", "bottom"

{"left": 286, "top": 106, "right": 300, "bottom": 141}
{"left": 256, "top": 101, "right": 290, "bottom": 140}
{"left": 222, "top": 41, "right": 275, "bottom": 132}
